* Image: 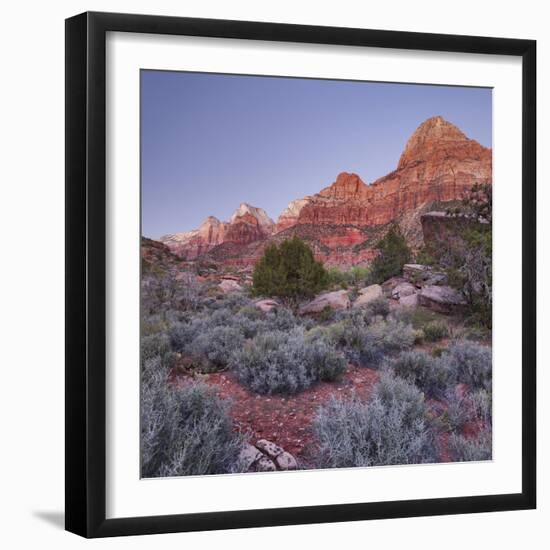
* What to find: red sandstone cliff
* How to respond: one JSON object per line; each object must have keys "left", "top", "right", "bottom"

{"left": 161, "top": 204, "right": 274, "bottom": 260}
{"left": 280, "top": 116, "right": 491, "bottom": 230}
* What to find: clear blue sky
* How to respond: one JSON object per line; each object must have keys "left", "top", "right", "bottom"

{"left": 141, "top": 70, "right": 492, "bottom": 239}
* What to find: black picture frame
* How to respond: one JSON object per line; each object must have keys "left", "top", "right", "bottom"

{"left": 65, "top": 11, "right": 536, "bottom": 538}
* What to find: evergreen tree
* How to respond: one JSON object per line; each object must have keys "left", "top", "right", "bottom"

{"left": 253, "top": 237, "right": 328, "bottom": 306}
{"left": 370, "top": 223, "right": 411, "bottom": 284}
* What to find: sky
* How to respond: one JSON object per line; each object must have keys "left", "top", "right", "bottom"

{"left": 141, "top": 70, "right": 492, "bottom": 239}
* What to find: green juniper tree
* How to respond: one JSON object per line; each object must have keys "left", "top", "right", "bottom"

{"left": 253, "top": 236, "right": 328, "bottom": 308}
{"left": 369, "top": 223, "right": 412, "bottom": 284}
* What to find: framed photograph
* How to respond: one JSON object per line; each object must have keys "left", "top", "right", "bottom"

{"left": 65, "top": 11, "right": 536, "bottom": 538}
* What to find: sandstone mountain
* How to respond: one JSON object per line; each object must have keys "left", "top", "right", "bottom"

{"left": 157, "top": 116, "right": 492, "bottom": 269}
{"left": 160, "top": 204, "right": 274, "bottom": 260}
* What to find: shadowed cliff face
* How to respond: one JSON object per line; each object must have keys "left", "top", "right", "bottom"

{"left": 157, "top": 116, "right": 492, "bottom": 268}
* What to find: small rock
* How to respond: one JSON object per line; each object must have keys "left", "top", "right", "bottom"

{"left": 254, "top": 456, "right": 277, "bottom": 472}
{"left": 256, "top": 439, "right": 284, "bottom": 458}
{"left": 219, "top": 279, "right": 243, "bottom": 293}
{"left": 275, "top": 451, "right": 298, "bottom": 471}
{"left": 254, "top": 298, "right": 280, "bottom": 312}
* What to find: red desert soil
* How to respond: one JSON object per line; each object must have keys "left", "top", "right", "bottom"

{"left": 173, "top": 365, "right": 379, "bottom": 462}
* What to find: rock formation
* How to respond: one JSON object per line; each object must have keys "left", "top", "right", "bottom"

{"left": 157, "top": 116, "right": 492, "bottom": 269}
{"left": 277, "top": 116, "right": 491, "bottom": 230}
{"left": 160, "top": 204, "right": 274, "bottom": 260}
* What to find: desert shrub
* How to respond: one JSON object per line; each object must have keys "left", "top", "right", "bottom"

{"left": 263, "top": 307, "right": 301, "bottom": 332}
{"left": 390, "top": 307, "right": 443, "bottom": 329}
{"left": 439, "top": 341, "right": 492, "bottom": 391}
{"left": 313, "top": 372, "right": 436, "bottom": 468}
{"left": 390, "top": 350, "right": 451, "bottom": 398}
{"left": 329, "top": 317, "right": 415, "bottom": 367}
{"left": 422, "top": 320, "right": 449, "bottom": 342}
{"left": 332, "top": 307, "right": 372, "bottom": 326}
{"left": 304, "top": 333, "right": 347, "bottom": 382}
{"left": 168, "top": 318, "right": 207, "bottom": 353}
{"left": 252, "top": 237, "right": 329, "bottom": 307}
{"left": 363, "top": 318, "right": 416, "bottom": 362}
{"left": 326, "top": 267, "right": 348, "bottom": 288}
{"left": 318, "top": 305, "right": 336, "bottom": 323}
{"left": 141, "top": 332, "right": 171, "bottom": 362}
{"left": 469, "top": 388, "right": 492, "bottom": 425}
{"left": 230, "top": 328, "right": 345, "bottom": 395}
{"left": 349, "top": 265, "right": 371, "bottom": 286}
{"left": 461, "top": 323, "right": 492, "bottom": 342}
{"left": 190, "top": 325, "right": 245, "bottom": 371}
{"left": 237, "top": 305, "right": 265, "bottom": 321}
{"left": 365, "top": 296, "right": 390, "bottom": 318}
{"left": 444, "top": 387, "right": 472, "bottom": 432}
{"left": 448, "top": 429, "right": 492, "bottom": 462}
{"left": 369, "top": 224, "right": 411, "bottom": 284}
{"left": 141, "top": 380, "right": 243, "bottom": 477}
{"left": 141, "top": 314, "right": 168, "bottom": 337}
{"left": 443, "top": 387, "right": 493, "bottom": 432}
{"left": 218, "top": 292, "right": 254, "bottom": 313}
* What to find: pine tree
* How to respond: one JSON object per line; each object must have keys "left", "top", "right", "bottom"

{"left": 252, "top": 237, "right": 328, "bottom": 306}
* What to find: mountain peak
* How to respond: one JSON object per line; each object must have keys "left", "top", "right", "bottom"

{"left": 398, "top": 116, "right": 471, "bottom": 169}
{"left": 318, "top": 172, "right": 370, "bottom": 200}
{"left": 200, "top": 215, "right": 222, "bottom": 227}
{"left": 230, "top": 203, "right": 274, "bottom": 228}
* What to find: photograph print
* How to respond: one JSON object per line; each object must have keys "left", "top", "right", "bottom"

{"left": 140, "top": 71, "right": 493, "bottom": 478}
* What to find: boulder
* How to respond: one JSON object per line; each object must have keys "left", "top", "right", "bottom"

{"left": 275, "top": 451, "right": 298, "bottom": 471}
{"left": 353, "top": 284, "right": 383, "bottom": 308}
{"left": 238, "top": 443, "right": 263, "bottom": 471}
{"left": 391, "top": 282, "right": 417, "bottom": 300}
{"left": 256, "top": 439, "right": 284, "bottom": 459}
{"left": 253, "top": 299, "right": 279, "bottom": 313}
{"left": 381, "top": 276, "right": 408, "bottom": 296}
{"left": 299, "top": 290, "right": 350, "bottom": 315}
{"left": 418, "top": 285, "right": 467, "bottom": 314}
{"left": 399, "top": 293, "right": 419, "bottom": 308}
{"left": 219, "top": 279, "right": 243, "bottom": 293}
{"left": 254, "top": 456, "right": 277, "bottom": 472}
